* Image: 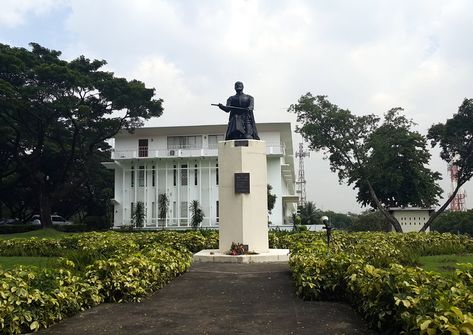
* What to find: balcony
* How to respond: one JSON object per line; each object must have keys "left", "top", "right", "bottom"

{"left": 112, "top": 142, "right": 285, "bottom": 160}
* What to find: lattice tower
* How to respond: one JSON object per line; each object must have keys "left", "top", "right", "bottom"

{"left": 448, "top": 163, "right": 467, "bottom": 211}
{"left": 295, "top": 143, "right": 310, "bottom": 207}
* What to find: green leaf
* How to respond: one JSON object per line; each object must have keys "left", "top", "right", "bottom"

{"left": 30, "top": 321, "right": 40, "bottom": 331}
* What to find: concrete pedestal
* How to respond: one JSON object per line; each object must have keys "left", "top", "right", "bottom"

{"left": 218, "top": 140, "right": 269, "bottom": 253}
{"left": 193, "top": 249, "right": 289, "bottom": 263}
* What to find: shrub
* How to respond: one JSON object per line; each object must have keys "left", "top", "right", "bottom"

{"left": 85, "top": 247, "right": 192, "bottom": 302}
{"left": 0, "top": 231, "right": 206, "bottom": 334}
{"left": 289, "top": 231, "right": 473, "bottom": 334}
{"left": 189, "top": 201, "right": 204, "bottom": 230}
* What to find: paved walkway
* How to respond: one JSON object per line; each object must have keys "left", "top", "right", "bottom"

{"left": 39, "top": 263, "right": 376, "bottom": 335}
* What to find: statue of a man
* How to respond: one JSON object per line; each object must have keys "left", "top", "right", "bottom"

{"left": 217, "top": 81, "right": 260, "bottom": 140}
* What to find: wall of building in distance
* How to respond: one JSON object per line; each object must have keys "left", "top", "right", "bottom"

{"left": 391, "top": 209, "right": 431, "bottom": 233}
{"left": 106, "top": 123, "right": 297, "bottom": 229}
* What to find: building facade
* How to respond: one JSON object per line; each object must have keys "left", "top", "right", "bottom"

{"left": 103, "top": 123, "right": 297, "bottom": 229}
{"left": 389, "top": 207, "right": 433, "bottom": 233}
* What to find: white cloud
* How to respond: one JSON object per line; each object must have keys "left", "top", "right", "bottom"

{"left": 130, "top": 56, "right": 216, "bottom": 127}
{"left": 0, "top": 0, "right": 65, "bottom": 27}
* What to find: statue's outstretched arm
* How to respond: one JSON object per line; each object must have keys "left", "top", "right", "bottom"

{"left": 211, "top": 103, "right": 231, "bottom": 112}
{"left": 218, "top": 103, "right": 230, "bottom": 112}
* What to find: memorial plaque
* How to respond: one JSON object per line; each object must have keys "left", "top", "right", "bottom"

{"left": 234, "top": 173, "right": 250, "bottom": 193}
{"left": 234, "top": 140, "right": 249, "bottom": 147}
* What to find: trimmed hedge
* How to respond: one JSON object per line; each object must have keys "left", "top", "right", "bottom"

{"left": 288, "top": 231, "right": 473, "bottom": 334}
{"left": 0, "top": 231, "right": 216, "bottom": 334}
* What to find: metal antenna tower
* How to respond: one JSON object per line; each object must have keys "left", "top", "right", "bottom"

{"left": 295, "top": 143, "right": 310, "bottom": 207}
{"left": 448, "top": 163, "right": 467, "bottom": 211}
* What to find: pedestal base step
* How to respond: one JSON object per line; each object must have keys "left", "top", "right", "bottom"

{"left": 193, "top": 249, "right": 289, "bottom": 263}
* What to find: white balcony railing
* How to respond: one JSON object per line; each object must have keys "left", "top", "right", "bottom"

{"left": 112, "top": 143, "right": 285, "bottom": 159}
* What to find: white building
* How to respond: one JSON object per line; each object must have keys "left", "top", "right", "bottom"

{"left": 103, "top": 123, "right": 298, "bottom": 229}
{"left": 389, "top": 207, "right": 433, "bottom": 232}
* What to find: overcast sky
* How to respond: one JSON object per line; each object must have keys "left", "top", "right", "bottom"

{"left": 1, "top": 0, "right": 472, "bottom": 213}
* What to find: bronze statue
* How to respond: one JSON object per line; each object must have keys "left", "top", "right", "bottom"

{"left": 212, "top": 81, "right": 260, "bottom": 140}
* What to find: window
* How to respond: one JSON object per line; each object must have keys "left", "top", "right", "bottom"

{"left": 194, "top": 164, "right": 198, "bottom": 185}
{"left": 216, "top": 200, "right": 219, "bottom": 222}
{"left": 180, "top": 201, "right": 188, "bottom": 218}
{"left": 131, "top": 202, "right": 134, "bottom": 219}
{"left": 167, "top": 136, "right": 203, "bottom": 149}
{"left": 173, "top": 165, "right": 177, "bottom": 186}
{"left": 152, "top": 166, "right": 156, "bottom": 187}
{"left": 131, "top": 167, "right": 135, "bottom": 187}
{"left": 208, "top": 134, "right": 224, "bottom": 148}
{"left": 138, "top": 166, "right": 145, "bottom": 187}
{"left": 151, "top": 202, "right": 156, "bottom": 218}
{"left": 181, "top": 165, "right": 188, "bottom": 186}
{"left": 216, "top": 163, "right": 219, "bottom": 185}
{"left": 138, "top": 139, "right": 148, "bottom": 157}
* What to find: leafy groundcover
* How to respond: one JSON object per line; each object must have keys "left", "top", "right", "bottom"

{"left": 0, "top": 231, "right": 218, "bottom": 334}
{"left": 284, "top": 231, "right": 473, "bottom": 334}
{"left": 2, "top": 229, "right": 471, "bottom": 334}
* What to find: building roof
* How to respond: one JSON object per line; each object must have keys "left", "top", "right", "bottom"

{"left": 389, "top": 207, "right": 435, "bottom": 212}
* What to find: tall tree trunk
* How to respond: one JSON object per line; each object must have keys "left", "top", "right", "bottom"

{"left": 367, "top": 181, "right": 403, "bottom": 232}
{"left": 420, "top": 180, "right": 466, "bottom": 232}
{"left": 39, "top": 182, "right": 53, "bottom": 228}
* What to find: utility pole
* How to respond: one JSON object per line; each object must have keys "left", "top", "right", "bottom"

{"left": 295, "top": 143, "right": 310, "bottom": 207}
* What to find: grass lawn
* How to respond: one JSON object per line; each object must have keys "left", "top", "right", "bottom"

{"left": 418, "top": 254, "right": 473, "bottom": 274}
{"left": 0, "top": 228, "right": 69, "bottom": 240}
{"left": 0, "top": 256, "right": 59, "bottom": 270}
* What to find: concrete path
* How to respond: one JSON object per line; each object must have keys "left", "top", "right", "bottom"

{"left": 39, "top": 263, "right": 376, "bottom": 335}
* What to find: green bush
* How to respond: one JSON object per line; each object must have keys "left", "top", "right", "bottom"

{"left": 0, "top": 231, "right": 203, "bottom": 334}
{"left": 0, "top": 238, "right": 66, "bottom": 257}
{"left": 289, "top": 231, "right": 473, "bottom": 334}
{"left": 0, "top": 266, "right": 103, "bottom": 334}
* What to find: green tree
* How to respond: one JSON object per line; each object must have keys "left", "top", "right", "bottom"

{"left": 317, "top": 210, "right": 355, "bottom": 230}
{"left": 189, "top": 200, "right": 205, "bottom": 230}
{"left": 0, "top": 43, "right": 163, "bottom": 227}
{"left": 348, "top": 210, "right": 390, "bottom": 232}
{"left": 431, "top": 210, "right": 473, "bottom": 236}
{"left": 299, "top": 201, "right": 318, "bottom": 225}
{"left": 289, "top": 94, "right": 441, "bottom": 232}
{"left": 422, "top": 98, "right": 473, "bottom": 231}
{"left": 158, "top": 193, "right": 169, "bottom": 227}
{"left": 54, "top": 147, "right": 113, "bottom": 221}
{"left": 267, "top": 184, "right": 277, "bottom": 214}
{"left": 356, "top": 108, "right": 442, "bottom": 209}
{"left": 291, "top": 212, "right": 302, "bottom": 231}
{"left": 132, "top": 202, "right": 145, "bottom": 228}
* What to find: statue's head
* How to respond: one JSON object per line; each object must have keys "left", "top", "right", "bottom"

{"left": 234, "top": 81, "right": 244, "bottom": 93}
